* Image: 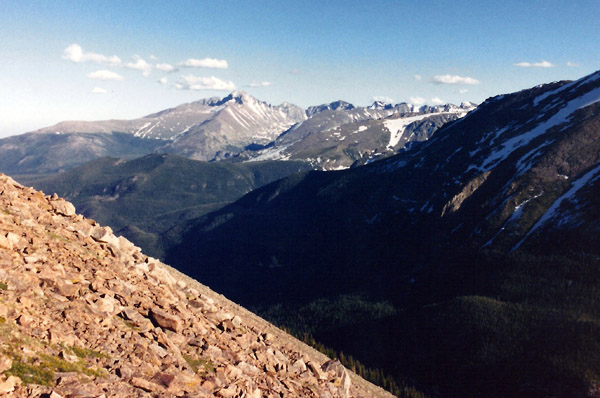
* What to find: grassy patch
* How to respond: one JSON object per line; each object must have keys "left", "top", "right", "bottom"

{"left": 62, "top": 344, "right": 110, "bottom": 359}
{"left": 5, "top": 357, "right": 54, "bottom": 386}
{"left": 117, "top": 316, "right": 141, "bottom": 331}
{"left": 0, "top": 282, "right": 7, "bottom": 291}
{"left": 47, "top": 231, "right": 67, "bottom": 242}
{"left": 183, "top": 354, "right": 215, "bottom": 375}
{"left": 0, "top": 323, "right": 108, "bottom": 385}
{"left": 4, "top": 351, "right": 108, "bottom": 386}
{"left": 39, "top": 353, "right": 107, "bottom": 378}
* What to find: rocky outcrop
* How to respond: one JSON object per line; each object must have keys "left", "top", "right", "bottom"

{"left": 441, "top": 171, "right": 491, "bottom": 216}
{"left": 0, "top": 174, "right": 392, "bottom": 397}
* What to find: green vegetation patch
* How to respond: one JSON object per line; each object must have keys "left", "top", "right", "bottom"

{"left": 39, "top": 353, "right": 107, "bottom": 378}
{"left": 61, "top": 344, "right": 110, "bottom": 359}
{"left": 1, "top": 323, "right": 108, "bottom": 385}
{"left": 5, "top": 357, "right": 54, "bottom": 386}
{"left": 5, "top": 351, "right": 107, "bottom": 386}
{"left": 183, "top": 354, "right": 215, "bottom": 375}
{"left": 47, "top": 231, "right": 67, "bottom": 242}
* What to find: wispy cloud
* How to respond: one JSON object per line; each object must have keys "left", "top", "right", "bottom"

{"left": 430, "top": 97, "right": 444, "bottom": 105}
{"left": 513, "top": 60, "right": 555, "bottom": 68}
{"left": 413, "top": 74, "right": 422, "bottom": 81}
{"left": 410, "top": 96, "right": 426, "bottom": 105}
{"left": 248, "top": 81, "right": 272, "bottom": 87}
{"left": 567, "top": 61, "right": 579, "bottom": 67}
{"left": 91, "top": 87, "right": 107, "bottom": 94}
{"left": 175, "top": 75, "right": 235, "bottom": 91}
{"left": 290, "top": 69, "right": 301, "bottom": 75}
{"left": 156, "top": 63, "right": 176, "bottom": 72}
{"left": 158, "top": 77, "right": 167, "bottom": 85}
{"left": 63, "top": 44, "right": 121, "bottom": 66}
{"left": 86, "top": 70, "right": 124, "bottom": 81}
{"left": 125, "top": 56, "right": 152, "bottom": 76}
{"left": 179, "top": 58, "right": 228, "bottom": 69}
{"left": 432, "top": 74, "right": 480, "bottom": 85}
{"left": 149, "top": 54, "right": 158, "bottom": 60}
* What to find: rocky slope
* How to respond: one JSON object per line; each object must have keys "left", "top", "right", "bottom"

{"left": 0, "top": 174, "right": 391, "bottom": 397}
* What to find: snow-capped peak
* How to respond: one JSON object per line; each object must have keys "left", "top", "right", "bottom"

{"left": 369, "top": 101, "right": 393, "bottom": 110}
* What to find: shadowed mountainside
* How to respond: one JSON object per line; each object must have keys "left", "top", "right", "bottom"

{"left": 16, "top": 154, "right": 311, "bottom": 258}
{"left": 161, "top": 70, "right": 600, "bottom": 397}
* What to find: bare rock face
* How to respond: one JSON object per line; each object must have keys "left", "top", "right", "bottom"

{"left": 48, "top": 194, "right": 76, "bottom": 217}
{"left": 149, "top": 308, "right": 183, "bottom": 333}
{"left": 0, "top": 174, "right": 391, "bottom": 398}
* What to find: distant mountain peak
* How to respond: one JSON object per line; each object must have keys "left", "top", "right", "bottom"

{"left": 305, "top": 100, "right": 355, "bottom": 117}
{"left": 208, "top": 90, "right": 256, "bottom": 106}
{"left": 369, "top": 100, "right": 394, "bottom": 110}
{"left": 460, "top": 101, "right": 478, "bottom": 108}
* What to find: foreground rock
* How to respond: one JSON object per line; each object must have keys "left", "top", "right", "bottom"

{"left": 0, "top": 174, "right": 392, "bottom": 397}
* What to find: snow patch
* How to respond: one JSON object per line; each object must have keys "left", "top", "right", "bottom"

{"left": 247, "top": 144, "right": 292, "bottom": 162}
{"left": 533, "top": 71, "right": 600, "bottom": 107}
{"left": 384, "top": 114, "right": 432, "bottom": 149}
{"left": 479, "top": 86, "right": 600, "bottom": 171}
{"left": 514, "top": 139, "right": 555, "bottom": 176}
{"left": 512, "top": 164, "right": 600, "bottom": 251}
{"left": 134, "top": 122, "right": 152, "bottom": 137}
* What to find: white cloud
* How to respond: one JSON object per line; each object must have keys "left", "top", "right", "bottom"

{"left": 149, "top": 54, "right": 158, "bottom": 60}
{"left": 432, "top": 74, "right": 480, "bottom": 85}
{"left": 91, "top": 87, "right": 107, "bottom": 94}
{"left": 156, "top": 63, "right": 176, "bottom": 72}
{"left": 372, "top": 96, "right": 394, "bottom": 104}
{"left": 248, "top": 81, "right": 272, "bottom": 87}
{"left": 567, "top": 61, "right": 579, "bottom": 67}
{"left": 513, "top": 60, "right": 555, "bottom": 68}
{"left": 290, "top": 69, "right": 301, "bottom": 75}
{"left": 414, "top": 74, "right": 422, "bottom": 81}
{"left": 125, "top": 56, "right": 152, "bottom": 76}
{"left": 175, "top": 75, "right": 236, "bottom": 91}
{"left": 86, "top": 69, "right": 124, "bottom": 81}
{"left": 62, "top": 44, "right": 121, "bottom": 66}
{"left": 158, "top": 77, "right": 167, "bottom": 84}
{"left": 410, "top": 96, "right": 426, "bottom": 105}
{"left": 179, "top": 58, "right": 228, "bottom": 69}
{"left": 431, "top": 97, "right": 444, "bottom": 105}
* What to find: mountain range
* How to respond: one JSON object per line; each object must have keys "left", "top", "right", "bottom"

{"left": 0, "top": 92, "right": 474, "bottom": 174}
{"left": 238, "top": 102, "right": 473, "bottom": 169}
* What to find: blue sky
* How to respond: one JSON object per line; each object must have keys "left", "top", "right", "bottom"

{"left": 1, "top": 0, "right": 599, "bottom": 137}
